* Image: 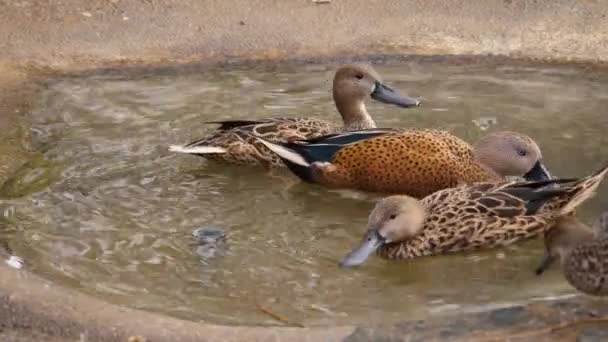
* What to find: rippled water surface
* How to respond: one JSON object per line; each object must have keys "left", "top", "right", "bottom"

{"left": 1, "top": 60, "right": 608, "bottom": 326}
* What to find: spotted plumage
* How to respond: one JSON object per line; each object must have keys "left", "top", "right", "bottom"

{"left": 536, "top": 212, "right": 608, "bottom": 296}
{"left": 339, "top": 162, "right": 608, "bottom": 267}
{"left": 168, "top": 64, "right": 420, "bottom": 167}
{"left": 259, "top": 128, "right": 552, "bottom": 196}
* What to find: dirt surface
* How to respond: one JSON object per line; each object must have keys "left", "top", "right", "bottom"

{"left": 1, "top": 0, "right": 607, "bottom": 69}
{"left": 0, "top": 0, "right": 608, "bottom": 341}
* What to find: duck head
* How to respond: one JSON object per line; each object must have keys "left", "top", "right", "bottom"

{"left": 333, "top": 64, "right": 420, "bottom": 129}
{"left": 473, "top": 131, "right": 552, "bottom": 181}
{"left": 535, "top": 216, "right": 595, "bottom": 275}
{"left": 340, "top": 195, "right": 426, "bottom": 267}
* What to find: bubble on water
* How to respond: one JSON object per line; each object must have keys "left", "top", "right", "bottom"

{"left": 239, "top": 77, "right": 261, "bottom": 87}
{"left": 472, "top": 116, "right": 498, "bottom": 131}
{"left": 144, "top": 256, "right": 163, "bottom": 265}
{"left": 561, "top": 133, "right": 574, "bottom": 139}
{"left": 3, "top": 206, "right": 15, "bottom": 219}
{"left": 140, "top": 176, "right": 156, "bottom": 185}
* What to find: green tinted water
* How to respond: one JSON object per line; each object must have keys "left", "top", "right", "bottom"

{"left": 1, "top": 60, "right": 607, "bottom": 326}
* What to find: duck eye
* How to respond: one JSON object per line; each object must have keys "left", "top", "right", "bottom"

{"left": 355, "top": 74, "right": 364, "bottom": 80}
{"left": 389, "top": 214, "right": 397, "bottom": 220}
{"left": 517, "top": 149, "right": 527, "bottom": 157}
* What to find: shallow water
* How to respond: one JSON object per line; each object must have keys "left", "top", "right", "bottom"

{"left": 1, "top": 60, "right": 607, "bottom": 326}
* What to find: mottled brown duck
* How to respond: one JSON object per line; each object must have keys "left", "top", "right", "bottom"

{"left": 339, "top": 163, "right": 608, "bottom": 267}
{"left": 258, "top": 129, "right": 552, "bottom": 196}
{"left": 535, "top": 211, "right": 608, "bottom": 296}
{"left": 169, "top": 64, "right": 420, "bottom": 167}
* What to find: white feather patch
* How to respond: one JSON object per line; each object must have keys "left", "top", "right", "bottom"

{"left": 5, "top": 256, "right": 24, "bottom": 269}
{"left": 256, "top": 139, "right": 310, "bottom": 167}
{"left": 168, "top": 145, "right": 227, "bottom": 154}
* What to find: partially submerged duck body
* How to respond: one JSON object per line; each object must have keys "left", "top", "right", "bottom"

{"left": 259, "top": 128, "right": 552, "bottom": 196}
{"left": 172, "top": 118, "right": 334, "bottom": 166}
{"left": 169, "top": 64, "right": 420, "bottom": 167}
{"left": 340, "top": 163, "right": 608, "bottom": 267}
{"left": 536, "top": 212, "right": 608, "bottom": 296}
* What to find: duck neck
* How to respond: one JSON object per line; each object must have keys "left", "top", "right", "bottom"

{"left": 334, "top": 96, "right": 376, "bottom": 130}
{"left": 471, "top": 152, "right": 504, "bottom": 181}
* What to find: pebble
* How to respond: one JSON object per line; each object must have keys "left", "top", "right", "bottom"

{"left": 192, "top": 225, "right": 226, "bottom": 261}
{"left": 192, "top": 225, "right": 225, "bottom": 245}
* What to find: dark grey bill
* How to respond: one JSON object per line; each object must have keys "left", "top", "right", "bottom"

{"left": 339, "top": 230, "right": 386, "bottom": 268}
{"left": 523, "top": 160, "right": 552, "bottom": 181}
{"left": 371, "top": 82, "right": 420, "bottom": 108}
{"left": 534, "top": 253, "right": 555, "bottom": 275}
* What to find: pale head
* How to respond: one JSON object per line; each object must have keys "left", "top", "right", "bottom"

{"left": 332, "top": 64, "right": 420, "bottom": 129}
{"left": 473, "top": 131, "right": 552, "bottom": 181}
{"left": 339, "top": 195, "right": 426, "bottom": 267}
{"left": 535, "top": 216, "right": 594, "bottom": 275}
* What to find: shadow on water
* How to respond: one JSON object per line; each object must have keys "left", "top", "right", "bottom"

{"left": 0, "top": 58, "right": 607, "bottom": 326}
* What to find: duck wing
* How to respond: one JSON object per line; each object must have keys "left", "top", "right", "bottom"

{"left": 295, "top": 128, "right": 399, "bottom": 144}
{"left": 482, "top": 162, "right": 608, "bottom": 216}
{"left": 206, "top": 119, "right": 273, "bottom": 131}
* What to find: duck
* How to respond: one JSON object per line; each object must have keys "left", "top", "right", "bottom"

{"left": 168, "top": 64, "right": 420, "bottom": 167}
{"left": 257, "top": 128, "right": 553, "bottom": 196}
{"left": 339, "top": 162, "right": 608, "bottom": 267}
{"left": 535, "top": 212, "right": 608, "bottom": 296}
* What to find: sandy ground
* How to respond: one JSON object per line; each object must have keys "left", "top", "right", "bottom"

{"left": 1, "top": 0, "right": 607, "bottom": 68}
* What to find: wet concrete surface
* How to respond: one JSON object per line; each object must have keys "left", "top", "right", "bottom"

{"left": 0, "top": 65, "right": 37, "bottom": 190}
{"left": 2, "top": 260, "right": 608, "bottom": 341}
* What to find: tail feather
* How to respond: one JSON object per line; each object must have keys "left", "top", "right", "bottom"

{"left": 559, "top": 163, "right": 608, "bottom": 215}
{"left": 206, "top": 120, "right": 266, "bottom": 130}
{"left": 256, "top": 139, "right": 310, "bottom": 167}
{"left": 169, "top": 145, "right": 227, "bottom": 154}
{"left": 256, "top": 138, "right": 317, "bottom": 183}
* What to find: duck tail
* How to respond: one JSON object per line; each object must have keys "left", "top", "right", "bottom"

{"left": 168, "top": 144, "right": 227, "bottom": 155}
{"left": 559, "top": 162, "right": 608, "bottom": 216}
{"left": 255, "top": 138, "right": 318, "bottom": 183}
{"left": 205, "top": 120, "right": 265, "bottom": 130}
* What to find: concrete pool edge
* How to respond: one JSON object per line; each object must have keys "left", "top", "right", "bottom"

{"left": 1, "top": 0, "right": 608, "bottom": 68}
{"left": 2, "top": 261, "right": 608, "bottom": 342}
